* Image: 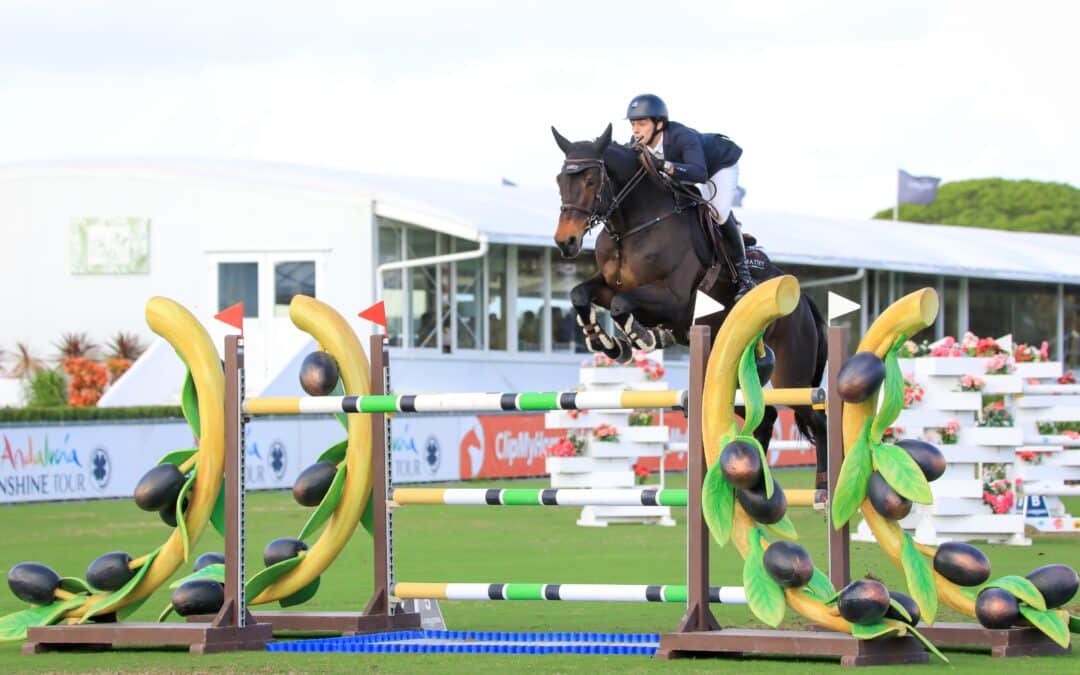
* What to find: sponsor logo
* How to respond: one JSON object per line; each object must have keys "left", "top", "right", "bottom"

{"left": 269, "top": 440, "right": 287, "bottom": 481}
{"left": 459, "top": 415, "right": 565, "bottom": 480}
{"left": 424, "top": 435, "right": 441, "bottom": 474}
{"left": 90, "top": 447, "right": 110, "bottom": 490}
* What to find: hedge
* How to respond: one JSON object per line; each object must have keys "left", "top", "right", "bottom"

{"left": 0, "top": 406, "right": 184, "bottom": 423}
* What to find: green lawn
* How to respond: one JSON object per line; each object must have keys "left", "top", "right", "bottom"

{"left": 0, "top": 469, "right": 1076, "bottom": 673}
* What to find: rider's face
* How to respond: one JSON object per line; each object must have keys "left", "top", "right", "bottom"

{"left": 630, "top": 119, "right": 660, "bottom": 146}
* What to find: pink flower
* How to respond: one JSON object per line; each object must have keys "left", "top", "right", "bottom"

{"left": 961, "top": 332, "right": 979, "bottom": 353}
{"left": 1039, "top": 341, "right": 1050, "bottom": 360}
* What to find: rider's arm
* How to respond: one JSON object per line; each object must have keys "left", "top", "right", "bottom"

{"left": 664, "top": 128, "right": 709, "bottom": 183}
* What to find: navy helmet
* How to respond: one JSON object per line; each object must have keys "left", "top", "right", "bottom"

{"left": 626, "top": 94, "right": 668, "bottom": 121}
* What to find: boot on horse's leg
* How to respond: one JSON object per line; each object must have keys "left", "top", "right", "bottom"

{"left": 719, "top": 213, "right": 756, "bottom": 301}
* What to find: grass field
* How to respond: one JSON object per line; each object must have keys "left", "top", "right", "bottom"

{"left": 0, "top": 468, "right": 1077, "bottom": 673}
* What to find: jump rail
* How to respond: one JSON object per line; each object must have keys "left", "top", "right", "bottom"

{"left": 391, "top": 582, "right": 746, "bottom": 604}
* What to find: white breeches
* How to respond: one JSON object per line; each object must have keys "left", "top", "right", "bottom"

{"left": 698, "top": 163, "right": 739, "bottom": 223}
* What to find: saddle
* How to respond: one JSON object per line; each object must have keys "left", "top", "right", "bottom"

{"left": 691, "top": 201, "right": 771, "bottom": 293}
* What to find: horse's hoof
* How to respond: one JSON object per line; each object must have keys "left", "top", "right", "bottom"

{"left": 813, "top": 489, "right": 828, "bottom": 512}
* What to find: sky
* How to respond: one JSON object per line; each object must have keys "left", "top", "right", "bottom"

{"left": 1, "top": 0, "right": 1077, "bottom": 220}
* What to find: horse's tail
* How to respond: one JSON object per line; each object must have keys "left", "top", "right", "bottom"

{"left": 792, "top": 291, "right": 829, "bottom": 445}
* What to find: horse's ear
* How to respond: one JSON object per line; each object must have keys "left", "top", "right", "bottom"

{"left": 551, "top": 126, "right": 572, "bottom": 154}
{"left": 596, "top": 123, "right": 613, "bottom": 152}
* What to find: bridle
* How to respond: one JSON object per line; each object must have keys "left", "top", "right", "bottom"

{"left": 558, "top": 154, "right": 679, "bottom": 286}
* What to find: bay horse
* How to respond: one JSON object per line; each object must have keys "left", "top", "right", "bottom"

{"left": 551, "top": 123, "right": 830, "bottom": 490}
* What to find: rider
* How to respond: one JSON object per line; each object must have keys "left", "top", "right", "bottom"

{"left": 625, "top": 93, "right": 756, "bottom": 298}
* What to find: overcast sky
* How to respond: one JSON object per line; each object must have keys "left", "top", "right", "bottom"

{"left": 1, "top": 1, "right": 1076, "bottom": 219}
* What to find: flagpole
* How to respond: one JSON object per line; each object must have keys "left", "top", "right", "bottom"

{"left": 893, "top": 169, "right": 899, "bottom": 221}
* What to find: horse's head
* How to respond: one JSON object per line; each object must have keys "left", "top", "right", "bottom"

{"left": 551, "top": 124, "right": 613, "bottom": 258}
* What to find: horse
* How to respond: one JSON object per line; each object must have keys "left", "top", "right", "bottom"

{"left": 551, "top": 123, "right": 830, "bottom": 491}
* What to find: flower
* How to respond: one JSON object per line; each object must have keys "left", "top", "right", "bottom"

{"left": 961, "top": 331, "right": 979, "bottom": 354}
{"left": 62, "top": 357, "right": 109, "bottom": 408}
{"left": 1058, "top": 370, "right": 1077, "bottom": 385}
{"left": 628, "top": 411, "right": 655, "bottom": 426}
{"left": 632, "top": 461, "right": 652, "bottom": 484}
{"left": 958, "top": 374, "right": 985, "bottom": 392}
{"left": 902, "top": 374, "right": 924, "bottom": 408}
{"left": 978, "top": 400, "right": 1014, "bottom": 427}
{"left": 882, "top": 426, "right": 903, "bottom": 443}
{"left": 940, "top": 419, "right": 960, "bottom": 445}
{"left": 984, "top": 353, "right": 1014, "bottom": 375}
{"left": 592, "top": 423, "right": 620, "bottom": 442}
{"left": 982, "top": 475, "right": 1015, "bottom": 514}
{"left": 975, "top": 336, "right": 1005, "bottom": 357}
{"left": 547, "top": 432, "right": 587, "bottom": 457}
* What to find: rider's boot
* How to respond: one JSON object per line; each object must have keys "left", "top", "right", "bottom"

{"left": 719, "top": 213, "right": 756, "bottom": 301}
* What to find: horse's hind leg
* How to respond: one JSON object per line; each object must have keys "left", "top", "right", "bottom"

{"left": 570, "top": 275, "right": 630, "bottom": 361}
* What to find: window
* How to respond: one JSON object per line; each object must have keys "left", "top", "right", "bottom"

{"left": 516, "top": 248, "right": 545, "bottom": 352}
{"left": 969, "top": 279, "right": 1058, "bottom": 349}
{"left": 273, "top": 261, "right": 315, "bottom": 317}
{"left": 378, "top": 223, "right": 405, "bottom": 347}
{"left": 550, "top": 255, "right": 595, "bottom": 353}
{"left": 408, "top": 229, "right": 438, "bottom": 348}
{"left": 1066, "top": 286, "right": 1079, "bottom": 368}
{"left": 218, "top": 262, "right": 258, "bottom": 317}
{"left": 487, "top": 245, "right": 508, "bottom": 350}
{"left": 455, "top": 248, "right": 483, "bottom": 350}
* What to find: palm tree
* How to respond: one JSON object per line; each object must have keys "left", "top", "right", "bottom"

{"left": 53, "top": 332, "right": 99, "bottom": 361}
{"left": 10, "top": 342, "right": 45, "bottom": 379}
{"left": 106, "top": 332, "right": 148, "bottom": 361}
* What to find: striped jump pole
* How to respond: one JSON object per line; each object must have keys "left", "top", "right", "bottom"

{"left": 391, "top": 487, "right": 817, "bottom": 508}
{"left": 244, "top": 386, "right": 823, "bottom": 416}
{"left": 391, "top": 582, "right": 746, "bottom": 605}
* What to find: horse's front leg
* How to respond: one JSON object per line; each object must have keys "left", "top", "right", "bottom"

{"left": 608, "top": 284, "right": 679, "bottom": 356}
{"left": 570, "top": 275, "right": 630, "bottom": 361}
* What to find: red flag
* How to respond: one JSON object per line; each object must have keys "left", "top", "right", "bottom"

{"left": 215, "top": 303, "right": 244, "bottom": 333}
{"left": 358, "top": 301, "right": 387, "bottom": 329}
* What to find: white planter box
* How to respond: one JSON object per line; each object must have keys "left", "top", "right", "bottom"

{"left": 579, "top": 368, "right": 645, "bottom": 386}
{"left": 982, "top": 375, "right": 1023, "bottom": 394}
{"left": 616, "top": 425, "right": 670, "bottom": 443}
{"left": 545, "top": 456, "right": 594, "bottom": 474}
{"left": 588, "top": 442, "right": 666, "bottom": 458}
{"left": 549, "top": 470, "right": 635, "bottom": 488}
{"left": 895, "top": 409, "right": 957, "bottom": 430}
{"left": 961, "top": 426, "right": 1024, "bottom": 447}
{"left": 923, "top": 391, "right": 983, "bottom": 412}
{"left": 914, "top": 357, "right": 992, "bottom": 377}
{"left": 544, "top": 410, "right": 629, "bottom": 430}
{"left": 1015, "top": 362, "right": 1063, "bottom": 379}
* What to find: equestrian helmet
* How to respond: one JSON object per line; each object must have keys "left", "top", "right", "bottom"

{"left": 626, "top": 94, "right": 668, "bottom": 121}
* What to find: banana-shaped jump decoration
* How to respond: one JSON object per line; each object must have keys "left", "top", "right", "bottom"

{"left": 700, "top": 278, "right": 947, "bottom": 657}
{"left": 1, "top": 297, "right": 224, "bottom": 639}
{"left": 837, "top": 289, "right": 1076, "bottom": 649}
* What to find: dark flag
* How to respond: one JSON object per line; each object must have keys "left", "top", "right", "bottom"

{"left": 733, "top": 185, "right": 746, "bottom": 207}
{"left": 897, "top": 169, "right": 941, "bottom": 205}
{"left": 501, "top": 177, "right": 517, "bottom": 187}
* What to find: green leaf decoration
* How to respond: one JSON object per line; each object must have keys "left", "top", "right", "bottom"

{"left": 79, "top": 546, "right": 162, "bottom": 622}
{"left": 823, "top": 589, "right": 841, "bottom": 605}
{"left": 851, "top": 621, "right": 900, "bottom": 640}
{"left": 210, "top": 477, "right": 226, "bottom": 537}
{"left": 1070, "top": 613, "right": 1080, "bottom": 634}
{"left": 181, "top": 369, "right": 201, "bottom": 439}
{"left": 737, "top": 434, "right": 773, "bottom": 499}
{"left": 737, "top": 334, "right": 766, "bottom": 435}
{"left": 332, "top": 380, "right": 348, "bottom": 429}
{"left": 158, "top": 448, "right": 197, "bottom": 467}
{"left": 280, "top": 576, "right": 321, "bottom": 608}
{"left": 872, "top": 441, "right": 933, "bottom": 505}
{"left": 1018, "top": 605, "right": 1070, "bottom": 649}
{"left": 0, "top": 595, "right": 87, "bottom": 642}
{"left": 58, "top": 577, "right": 92, "bottom": 594}
{"left": 335, "top": 413, "right": 348, "bottom": 430}
{"left": 298, "top": 464, "right": 348, "bottom": 541}
{"left": 168, "top": 563, "right": 225, "bottom": 590}
{"left": 360, "top": 492, "right": 375, "bottom": 536}
{"left": 900, "top": 531, "right": 938, "bottom": 625}
{"left": 702, "top": 460, "right": 735, "bottom": 547}
{"left": 831, "top": 419, "right": 874, "bottom": 528}
{"left": 245, "top": 555, "right": 304, "bottom": 603}
{"left": 985, "top": 575, "right": 1047, "bottom": 611}
{"left": 761, "top": 513, "right": 798, "bottom": 541}
{"left": 743, "top": 528, "right": 785, "bottom": 627}
{"left": 157, "top": 602, "right": 175, "bottom": 623}
{"left": 903, "top": 624, "right": 950, "bottom": 663}
{"left": 870, "top": 336, "right": 906, "bottom": 440}
{"left": 317, "top": 439, "right": 348, "bottom": 465}
{"left": 888, "top": 597, "right": 913, "bottom": 623}
{"left": 175, "top": 467, "right": 199, "bottom": 562}
{"left": 802, "top": 567, "right": 836, "bottom": 602}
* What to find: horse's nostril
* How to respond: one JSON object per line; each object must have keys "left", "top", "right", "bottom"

{"left": 567, "top": 236, "right": 577, "bottom": 248}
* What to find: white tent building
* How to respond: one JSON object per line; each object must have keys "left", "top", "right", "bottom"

{"left": 1, "top": 158, "right": 1078, "bottom": 408}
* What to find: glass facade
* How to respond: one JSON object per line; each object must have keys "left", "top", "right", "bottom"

{"left": 217, "top": 262, "right": 258, "bottom": 317}
{"left": 373, "top": 219, "right": 1072, "bottom": 364}
{"left": 273, "top": 261, "right": 315, "bottom": 317}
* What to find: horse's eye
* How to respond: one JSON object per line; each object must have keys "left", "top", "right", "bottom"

{"left": 585, "top": 178, "right": 595, "bottom": 187}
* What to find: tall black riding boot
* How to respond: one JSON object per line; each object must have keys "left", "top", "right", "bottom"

{"left": 719, "top": 213, "right": 756, "bottom": 300}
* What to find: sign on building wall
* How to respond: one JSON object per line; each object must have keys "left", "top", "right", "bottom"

{"left": 70, "top": 217, "right": 151, "bottom": 274}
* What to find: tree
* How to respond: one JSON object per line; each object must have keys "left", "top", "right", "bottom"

{"left": 873, "top": 178, "right": 1080, "bottom": 235}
